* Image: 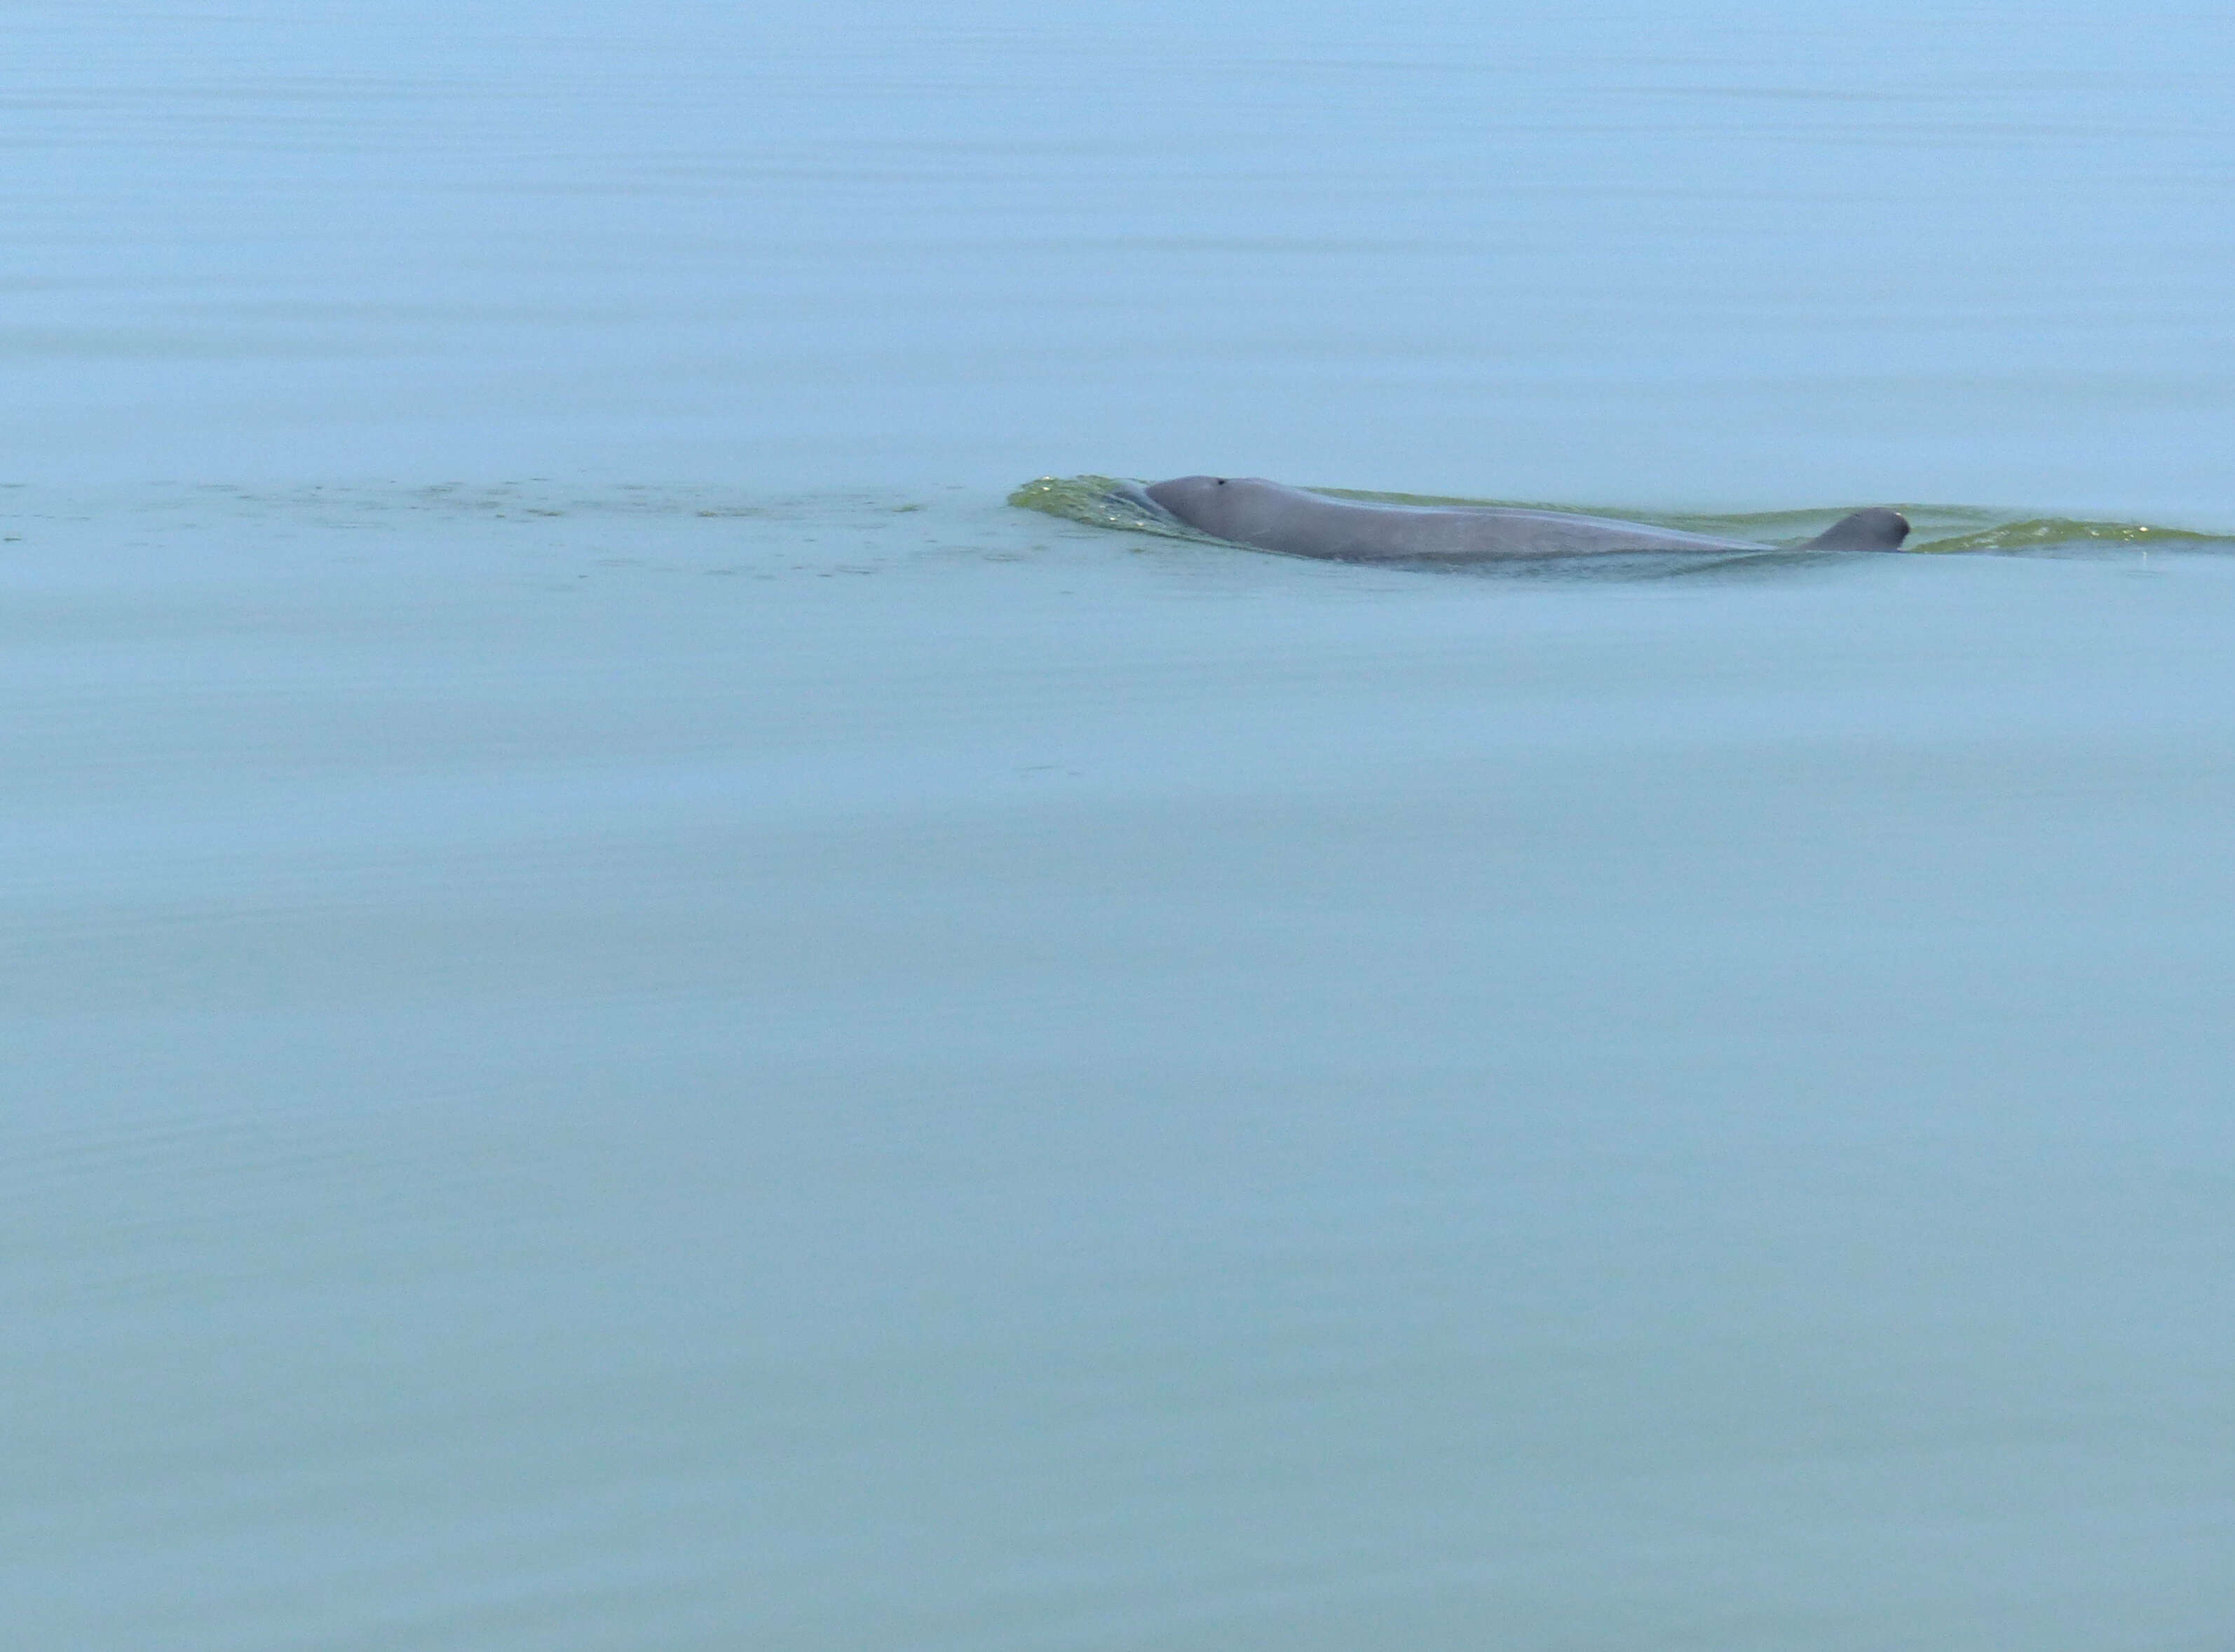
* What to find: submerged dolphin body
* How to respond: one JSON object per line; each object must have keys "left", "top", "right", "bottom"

{"left": 1133, "top": 476, "right": 1909, "bottom": 561}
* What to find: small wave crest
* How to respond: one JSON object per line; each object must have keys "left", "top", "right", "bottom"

{"left": 1908, "top": 518, "right": 2227, "bottom": 554}
{"left": 1007, "top": 475, "right": 1214, "bottom": 541}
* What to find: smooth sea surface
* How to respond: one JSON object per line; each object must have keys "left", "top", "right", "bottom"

{"left": 8, "top": 4, "right": 2235, "bottom": 1648}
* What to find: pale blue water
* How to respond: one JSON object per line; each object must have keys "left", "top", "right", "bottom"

{"left": 8, "top": 5, "right": 2235, "bottom": 1648}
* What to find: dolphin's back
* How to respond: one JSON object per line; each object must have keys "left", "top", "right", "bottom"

{"left": 1251, "top": 495, "right": 1764, "bottom": 559}
{"left": 1136, "top": 477, "right": 1911, "bottom": 561}
{"left": 1146, "top": 477, "right": 1767, "bottom": 561}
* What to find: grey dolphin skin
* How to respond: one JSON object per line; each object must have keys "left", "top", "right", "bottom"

{"left": 1134, "top": 476, "right": 1909, "bottom": 561}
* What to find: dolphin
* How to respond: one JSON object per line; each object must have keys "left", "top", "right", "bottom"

{"left": 1130, "top": 476, "right": 1909, "bottom": 561}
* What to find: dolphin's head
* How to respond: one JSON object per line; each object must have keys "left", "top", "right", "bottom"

{"left": 1143, "top": 475, "right": 1255, "bottom": 538}
{"left": 1143, "top": 474, "right": 1221, "bottom": 519}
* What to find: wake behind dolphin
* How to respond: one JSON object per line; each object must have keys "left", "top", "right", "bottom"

{"left": 1129, "top": 475, "right": 1909, "bottom": 562}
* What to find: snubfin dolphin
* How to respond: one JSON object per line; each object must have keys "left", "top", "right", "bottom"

{"left": 1134, "top": 477, "right": 1909, "bottom": 561}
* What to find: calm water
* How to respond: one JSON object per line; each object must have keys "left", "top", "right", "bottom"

{"left": 8, "top": 4, "right": 2235, "bottom": 1648}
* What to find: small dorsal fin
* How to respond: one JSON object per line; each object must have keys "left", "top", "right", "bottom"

{"left": 1803, "top": 508, "right": 1910, "bottom": 552}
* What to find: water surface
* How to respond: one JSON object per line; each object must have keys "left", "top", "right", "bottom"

{"left": 8, "top": 4, "right": 2235, "bottom": 1648}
